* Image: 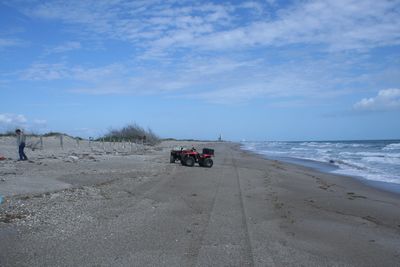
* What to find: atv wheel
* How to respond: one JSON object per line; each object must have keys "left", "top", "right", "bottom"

{"left": 170, "top": 155, "right": 175, "bottom": 163}
{"left": 184, "top": 156, "right": 195, "bottom": 167}
{"left": 203, "top": 158, "right": 213, "bottom": 168}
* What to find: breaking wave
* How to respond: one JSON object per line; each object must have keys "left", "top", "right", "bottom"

{"left": 241, "top": 140, "right": 400, "bottom": 185}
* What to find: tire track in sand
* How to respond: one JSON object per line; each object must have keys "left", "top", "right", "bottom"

{"left": 183, "top": 157, "right": 225, "bottom": 267}
{"left": 232, "top": 154, "right": 255, "bottom": 267}
{"left": 184, "top": 149, "right": 255, "bottom": 267}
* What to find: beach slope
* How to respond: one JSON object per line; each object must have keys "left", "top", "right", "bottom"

{"left": 0, "top": 141, "right": 399, "bottom": 266}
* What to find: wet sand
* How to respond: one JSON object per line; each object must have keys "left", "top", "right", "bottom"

{"left": 0, "top": 140, "right": 399, "bottom": 266}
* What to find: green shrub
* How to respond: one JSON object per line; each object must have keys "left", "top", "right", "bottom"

{"left": 100, "top": 123, "right": 159, "bottom": 145}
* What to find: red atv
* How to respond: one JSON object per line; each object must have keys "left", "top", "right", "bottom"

{"left": 170, "top": 147, "right": 214, "bottom": 168}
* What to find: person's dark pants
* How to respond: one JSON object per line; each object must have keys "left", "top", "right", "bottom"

{"left": 19, "top": 142, "right": 28, "bottom": 160}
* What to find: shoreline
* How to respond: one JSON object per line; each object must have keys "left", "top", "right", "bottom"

{"left": 1, "top": 141, "right": 400, "bottom": 266}
{"left": 238, "top": 143, "right": 400, "bottom": 196}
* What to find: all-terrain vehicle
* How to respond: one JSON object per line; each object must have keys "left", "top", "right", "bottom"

{"left": 170, "top": 146, "right": 188, "bottom": 163}
{"left": 170, "top": 147, "right": 214, "bottom": 168}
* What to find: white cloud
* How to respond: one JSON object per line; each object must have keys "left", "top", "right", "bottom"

{"left": 46, "top": 41, "right": 81, "bottom": 54}
{"left": 354, "top": 89, "right": 400, "bottom": 111}
{"left": 265, "top": 0, "right": 276, "bottom": 5}
{"left": 0, "top": 114, "right": 27, "bottom": 124}
{"left": 194, "top": 0, "right": 400, "bottom": 51}
{"left": 12, "top": 0, "right": 398, "bottom": 53}
{"left": 17, "top": 53, "right": 378, "bottom": 104}
{"left": 6, "top": 0, "right": 398, "bottom": 105}
{"left": 0, "top": 38, "right": 24, "bottom": 49}
{"left": 71, "top": 64, "right": 126, "bottom": 82}
{"left": 181, "top": 56, "right": 359, "bottom": 104}
{"left": 0, "top": 38, "right": 17, "bottom": 48}
{"left": 0, "top": 113, "right": 48, "bottom": 132}
{"left": 21, "top": 63, "right": 69, "bottom": 80}
{"left": 66, "top": 57, "right": 262, "bottom": 95}
{"left": 33, "top": 119, "right": 47, "bottom": 125}
{"left": 20, "top": 62, "right": 125, "bottom": 82}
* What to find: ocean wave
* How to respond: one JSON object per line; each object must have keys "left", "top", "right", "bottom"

{"left": 259, "top": 150, "right": 288, "bottom": 155}
{"left": 241, "top": 140, "right": 400, "bottom": 186}
{"left": 291, "top": 147, "right": 309, "bottom": 151}
{"left": 333, "top": 168, "right": 400, "bottom": 184}
{"left": 298, "top": 142, "right": 369, "bottom": 149}
{"left": 362, "top": 156, "right": 400, "bottom": 165}
{"left": 333, "top": 159, "right": 368, "bottom": 170}
{"left": 339, "top": 151, "right": 400, "bottom": 158}
{"left": 316, "top": 149, "right": 331, "bottom": 154}
{"left": 262, "top": 141, "right": 287, "bottom": 147}
{"left": 354, "top": 152, "right": 386, "bottom": 157}
{"left": 300, "top": 142, "right": 332, "bottom": 148}
{"left": 383, "top": 143, "right": 400, "bottom": 151}
{"left": 348, "top": 143, "right": 368, "bottom": 148}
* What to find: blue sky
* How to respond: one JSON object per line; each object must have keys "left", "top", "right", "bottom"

{"left": 1, "top": 0, "right": 400, "bottom": 141}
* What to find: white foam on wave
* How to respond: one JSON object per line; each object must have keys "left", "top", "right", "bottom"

{"left": 334, "top": 159, "right": 368, "bottom": 170}
{"left": 339, "top": 151, "right": 400, "bottom": 158}
{"left": 383, "top": 143, "right": 400, "bottom": 151}
{"left": 241, "top": 140, "right": 400, "bottom": 186}
{"left": 316, "top": 149, "right": 330, "bottom": 154}
{"left": 302, "top": 156, "right": 331, "bottom": 163}
{"left": 354, "top": 151, "right": 386, "bottom": 157}
{"left": 261, "top": 141, "right": 286, "bottom": 147}
{"left": 241, "top": 142, "right": 259, "bottom": 151}
{"left": 300, "top": 142, "right": 332, "bottom": 148}
{"left": 330, "top": 158, "right": 400, "bottom": 184}
{"left": 260, "top": 150, "right": 288, "bottom": 155}
{"left": 349, "top": 143, "right": 368, "bottom": 148}
{"left": 362, "top": 156, "right": 400, "bottom": 165}
{"left": 291, "top": 147, "right": 309, "bottom": 151}
{"left": 333, "top": 167, "right": 400, "bottom": 184}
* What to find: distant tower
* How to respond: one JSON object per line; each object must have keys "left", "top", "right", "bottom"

{"left": 218, "top": 133, "right": 222, "bottom": 142}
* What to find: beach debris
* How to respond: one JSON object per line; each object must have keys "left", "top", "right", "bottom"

{"left": 362, "top": 215, "right": 380, "bottom": 225}
{"left": 0, "top": 195, "right": 3, "bottom": 204}
{"left": 68, "top": 155, "right": 79, "bottom": 161}
{"left": 346, "top": 192, "right": 367, "bottom": 200}
{"left": 26, "top": 140, "right": 41, "bottom": 151}
{"left": 0, "top": 212, "right": 29, "bottom": 223}
{"left": 0, "top": 155, "right": 6, "bottom": 160}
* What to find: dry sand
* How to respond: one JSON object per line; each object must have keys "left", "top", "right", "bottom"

{"left": 0, "top": 138, "right": 399, "bottom": 266}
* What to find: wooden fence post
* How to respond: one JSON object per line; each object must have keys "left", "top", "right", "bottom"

{"left": 60, "top": 135, "right": 63, "bottom": 150}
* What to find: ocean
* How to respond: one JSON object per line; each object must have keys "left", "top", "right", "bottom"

{"left": 241, "top": 140, "right": 400, "bottom": 192}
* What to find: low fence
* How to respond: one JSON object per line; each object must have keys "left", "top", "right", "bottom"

{"left": 24, "top": 135, "right": 147, "bottom": 154}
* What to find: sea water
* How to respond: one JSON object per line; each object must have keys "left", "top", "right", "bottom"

{"left": 241, "top": 140, "right": 400, "bottom": 191}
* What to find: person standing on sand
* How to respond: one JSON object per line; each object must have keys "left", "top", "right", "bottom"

{"left": 15, "top": 129, "right": 28, "bottom": 161}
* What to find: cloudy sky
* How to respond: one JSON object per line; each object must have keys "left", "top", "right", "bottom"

{"left": 1, "top": 0, "right": 399, "bottom": 140}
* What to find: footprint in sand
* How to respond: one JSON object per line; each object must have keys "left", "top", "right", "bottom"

{"left": 362, "top": 215, "right": 380, "bottom": 225}
{"left": 347, "top": 192, "right": 367, "bottom": 200}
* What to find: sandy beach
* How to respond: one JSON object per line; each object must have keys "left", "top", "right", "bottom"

{"left": 0, "top": 138, "right": 399, "bottom": 266}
